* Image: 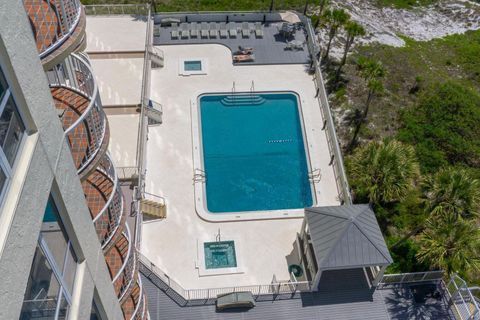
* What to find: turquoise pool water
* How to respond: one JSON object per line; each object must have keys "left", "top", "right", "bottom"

{"left": 199, "top": 92, "right": 313, "bottom": 213}
{"left": 204, "top": 241, "right": 237, "bottom": 269}
{"left": 184, "top": 60, "right": 202, "bottom": 71}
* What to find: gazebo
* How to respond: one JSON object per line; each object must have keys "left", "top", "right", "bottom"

{"left": 296, "top": 204, "right": 393, "bottom": 290}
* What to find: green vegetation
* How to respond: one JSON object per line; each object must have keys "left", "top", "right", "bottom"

{"left": 398, "top": 82, "right": 480, "bottom": 174}
{"left": 340, "top": 30, "right": 480, "bottom": 284}
{"left": 340, "top": 30, "right": 480, "bottom": 143}
{"left": 347, "top": 140, "right": 419, "bottom": 205}
{"left": 375, "top": 0, "right": 438, "bottom": 9}
{"left": 81, "top": 0, "right": 309, "bottom": 12}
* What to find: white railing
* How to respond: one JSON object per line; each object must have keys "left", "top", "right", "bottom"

{"left": 84, "top": 4, "right": 149, "bottom": 16}
{"left": 92, "top": 154, "right": 124, "bottom": 249}
{"left": 46, "top": 53, "right": 106, "bottom": 174}
{"left": 300, "top": 15, "right": 352, "bottom": 205}
{"left": 380, "top": 270, "right": 445, "bottom": 285}
{"left": 139, "top": 253, "right": 312, "bottom": 305}
{"left": 446, "top": 275, "right": 480, "bottom": 320}
{"left": 113, "top": 224, "right": 137, "bottom": 302}
{"left": 24, "top": 0, "right": 82, "bottom": 57}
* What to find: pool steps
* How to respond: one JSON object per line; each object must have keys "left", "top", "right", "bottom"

{"left": 221, "top": 94, "right": 266, "bottom": 106}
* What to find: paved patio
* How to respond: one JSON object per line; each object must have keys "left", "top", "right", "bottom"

{"left": 154, "top": 21, "right": 310, "bottom": 65}
{"left": 85, "top": 16, "right": 146, "bottom": 167}
{"left": 141, "top": 43, "right": 340, "bottom": 289}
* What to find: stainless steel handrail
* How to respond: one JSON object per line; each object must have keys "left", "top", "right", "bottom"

{"left": 25, "top": 0, "right": 83, "bottom": 57}
{"left": 92, "top": 154, "right": 124, "bottom": 249}
{"left": 47, "top": 53, "right": 107, "bottom": 173}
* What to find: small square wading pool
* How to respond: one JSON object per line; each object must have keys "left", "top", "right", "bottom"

{"left": 199, "top": 92, "right": 313, "bottom": 214}
{"left": 204, "top": 241, "right": 237, "bottom": 269}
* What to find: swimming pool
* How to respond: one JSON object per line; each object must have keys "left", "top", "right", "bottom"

{"left": 199, "top": 92, "right": 313, "bottom": 213}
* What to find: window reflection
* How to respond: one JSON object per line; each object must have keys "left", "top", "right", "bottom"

{"left": 20, "top": 197, "right": 77, "bottom": 320}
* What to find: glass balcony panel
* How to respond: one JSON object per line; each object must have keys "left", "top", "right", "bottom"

{"left": 0, "top": 97, "right": 25, "bottom": 166}
{"left": 20, "top": 244, "right": 61, "bottom": 319}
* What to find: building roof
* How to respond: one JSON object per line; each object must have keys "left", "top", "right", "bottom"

{"left": 305, "top": 204, "right": 393, "bottom": 270}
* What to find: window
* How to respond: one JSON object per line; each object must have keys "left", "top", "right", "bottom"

{"left": 89, "top": 300, "right": 102, "bottom": 320}
{"left": 20, "top": 197, "right": 78, "bottom": 320}
{"left": 0, "top": 67, "right": 25, "bottom": 204}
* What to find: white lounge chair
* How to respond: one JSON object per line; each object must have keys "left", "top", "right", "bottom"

{"left": 254, "top": 22, "right": 264, "bottom": 38}
{"left": 209, "top": 22, "right": 218, "bottom": 38}
{"left": 219, "top": 22, "right": 228, "bottom": 38}
{"left": 171, "top": 23, "right": 179, "bottom": 39}
{"left": 241, "top": 22, "right": 250, "bottom": 38}
{"left": 190, "top": 22, "right": 199, "bottom": 38}
{"left": 228, "top": 22, "right": 237, "bottom": 38}
{"left": 201, "top": 22, "right": 209, "bottom": 38}
{"left": 180, "top": 23, "right": 189, "bottom": 39}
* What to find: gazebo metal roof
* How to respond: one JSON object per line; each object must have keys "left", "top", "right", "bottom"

{"left": 305, "top": 204, "right": 393, "bottom": 271}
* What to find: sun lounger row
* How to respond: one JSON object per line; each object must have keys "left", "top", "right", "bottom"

{"left": 170, "top": 22, "right": 263, "bottom": 40}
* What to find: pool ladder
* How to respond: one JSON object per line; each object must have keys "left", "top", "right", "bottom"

{"left": 309, "top": 169, "right": 321, "bottom": 183}
{"left": 193, "top": 168, "right": 206, "bottom": 183}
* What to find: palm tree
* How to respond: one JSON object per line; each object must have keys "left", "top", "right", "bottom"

{"left": 334, "top": 21, "right": 366, "bottom": 84}
{"left": 416, "top": 217, "right": 480, "bottom": 276}
{"left": 392, "top": 167, "right": 480, "bottom": 249}
{"left": 322, "top": 9, "right": 350, "bottom": 63}
{"left": 319, "top": 0, "right": 329, "bottom": 16}
{"left": 346, "top": 57, "right": 385, "bottom": 152}
{"left": 347, "top": 140, "right": 420, "bottom": 205}
{"left": 423, "top": 167, "right": 480, "bottom": 220}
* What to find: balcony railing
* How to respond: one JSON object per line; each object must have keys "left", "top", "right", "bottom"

{"left": 139, "top": 253, "right": 312, "bottom": 306}
{"left": 113, "top": 223, "right": 137, "bottom": 302}
{"left": 92, "top": 153, "right": 124, "bottom": 249}
{"left": 131, "top": 277, "right": 146, "bottom": 320}
{"left": 47, "top": 53, "right": 107, "bottom": 174}
{"left": 23, "top": 0, "right": 82, "bottom": 58}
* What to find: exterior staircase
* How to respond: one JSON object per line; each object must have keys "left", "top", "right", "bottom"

{"left": 220, "top": 94, "right": 266, "bottom": 106}
{"left": 145, "top": 99, "right": 163, "bottom": 126}
{"left": 140, "top": 199, "right": 166, "bottom": 219}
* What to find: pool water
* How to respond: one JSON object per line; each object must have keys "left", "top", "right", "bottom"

{"left": 199, "top": 92, "right": 313, "bottom": 213}
{"left": 184, "top": 60, "right": 202, "bottom": 71}
{"left": 204, "top": 241, "right": 237, "bottom": 269}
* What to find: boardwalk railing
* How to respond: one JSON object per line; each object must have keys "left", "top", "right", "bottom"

{"left": 380, "top": 271, "right": 480, "bottom": 320}
{"left": 139, "top": 253, "right": 312, "bottom": 306}
{"left": 84, "top": 4, "right": 149, "bottom": 16}
{"left": 380, "top": 271, "right": 445, "bottom": 285}
{"left": 300, "top": 15, "right": 352, "bottom": 205}
{"left": 446, "top": 275, "right": 480, "bottom": 320}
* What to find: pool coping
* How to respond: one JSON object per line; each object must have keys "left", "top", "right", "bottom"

{"left": 191, "top": 90, "right": 320, "bottom": 222}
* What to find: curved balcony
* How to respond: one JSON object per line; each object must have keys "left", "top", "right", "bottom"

{"left": 82, "top": 153, "right": 124, "bottom": 249}
{"left": 47, "top": 53, "right": 108, "bottom": 179}
{"left": 106, "top": 223, "right": 136, "bottom": 302}
{"left": 23, "top": 0, "right": 86, "bottom": 69}
{"left": 122, "top": 276, "right": 147, "bottom": 320}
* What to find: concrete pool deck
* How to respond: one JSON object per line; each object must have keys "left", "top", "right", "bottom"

{"left": 141, "top": 43, "right": 341, "bottom": 289}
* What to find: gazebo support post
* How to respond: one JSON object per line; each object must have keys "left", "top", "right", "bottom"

{"left": 372, "top": 265, "right": 387, "bottom": 287}
{"left": 313, "top": 270, "right": 322, "bottom": 291}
